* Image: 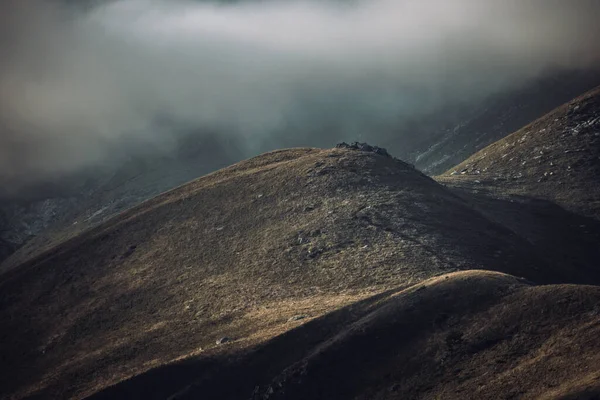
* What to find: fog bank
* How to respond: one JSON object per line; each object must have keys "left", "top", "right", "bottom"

{"left": 1, "top": 0, "right": 599, "bottom": 190}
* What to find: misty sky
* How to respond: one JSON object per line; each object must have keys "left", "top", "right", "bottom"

{"left": 1, "top": 0, "right": 599, "bottom": 191}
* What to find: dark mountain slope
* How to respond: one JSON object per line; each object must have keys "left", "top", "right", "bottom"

{"left": 0, "top": 133, "right": 244, "bottom": 267}
{"left": 439, "top": 86, "right": 600, "bottom": 220}
{"left": 89, "top": 271, "right": 600, "bottom": 400}
{"left": 250, "top": 271, "right": 600, "bottom": 400}
{"left": 2, "top": 71, "right": 599, "bottom": 266}
{"left": 2, "top": 147, "right": 595, "bottom": 399}
{"left": 410, "top": 71, "right": 600, "bottom": 174}
{"left": 0, "top": 238, "right": 15, "bottom": 263}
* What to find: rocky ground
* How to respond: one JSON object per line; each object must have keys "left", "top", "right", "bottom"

{"left": 1, "top": 125, "right": 599, "bottom": 398}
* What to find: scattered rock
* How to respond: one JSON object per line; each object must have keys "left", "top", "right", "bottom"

{"left": 335, "top": 142, "right": 391, "bottom": 157}
{"left": 288, "top": 315, "right": 307, "bottom": 322}
{"left": 216, "top": 337, "right": 231, "bottom": 345}
{"left": 121, "top": 245, "right": 137, "bottom": 259}
{"left": 307, "top": 247, "right": 322, "bottom": 258}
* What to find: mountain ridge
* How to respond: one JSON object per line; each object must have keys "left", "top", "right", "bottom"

{"left": 2, "top": 71, "right": 599, "bottom": 266}
{"left": 1, "top": 85, "right": 600, "bottom": 399}
{"left": 439, "top": 85, "right": 600, "bottom": 220}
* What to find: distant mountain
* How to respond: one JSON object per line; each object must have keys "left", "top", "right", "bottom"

{"left": 405, "top": 71, "right": 600, "bottom": 174}
{"left": 0, "top": 133, "right": 245, "bottom": 267}
{"left": 439, "top": 85, "right": 600, "bottom": 220}
{"left": 0, "top": 238, "right": 15, "bottom": 263}
{"left": 1, "top": 139, "right": 599, "bottom": 398}
{"left": 2, "top": 71, "right": 599, "bottom": 266}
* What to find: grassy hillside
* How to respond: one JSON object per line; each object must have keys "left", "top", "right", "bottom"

{"left": 3, "top": 71, "right": 599, "bottom": 267}
{"left": 1, "top": 145, "right": 599, "bottom": 399}
{"left": 439, "top": 86, "right": 600, "bottom": 220}
{"left": 86, "top": 271, "right": 600, "bottom": 400}
{"left": 1, "top": 84, "right": 600, "bottom": 399}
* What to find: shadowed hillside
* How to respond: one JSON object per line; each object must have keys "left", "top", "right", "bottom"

{"left": 439, "top": 86, "right": 600, "bottom": 220}
{"left": 253, "top": 271, "right": 600, "bottom": 400}
{"left": 2, "top": 0, "right": 600, "bottom": 397}
{"left": 1, "top": 141, "right": 600, "bottom": 399}
{"left": 80, "top": 272, "right": 600, "bottom": 400}
{"left": 411, "top": 72, "right": 600, "bottom": 174}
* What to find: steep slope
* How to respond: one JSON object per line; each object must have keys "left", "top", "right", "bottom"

{"left": 85, "top": 271, "right": 600, "bottom": 400}
{"left": 251, "top": 271, "right": 600, "bottom": 400}
{"left": 439, "top": 86, "right": 600, "bottom": 220}
{"left": 410, "top": 71, "right": 600, "bottom": 174}
{"left": 3, "top": 146, "right": 594, "bottom": 399}
{"left": 0, "top": 238, "right": 15, "bottom": 262}
{"left": 0, "top": 133, "right": 244, "bottom": 266}
{"left": 2, "top": 72, "right": 599, "bottom": 266}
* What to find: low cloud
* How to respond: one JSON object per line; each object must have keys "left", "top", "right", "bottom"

{"left": 1, "top": 0, "right": 599, "bottom": 191}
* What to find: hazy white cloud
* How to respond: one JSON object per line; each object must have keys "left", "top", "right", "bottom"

{"left": 1, "top": 0, "right": 599, "bottom": 189}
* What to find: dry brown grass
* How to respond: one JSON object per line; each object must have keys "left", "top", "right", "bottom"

{"left": 239, "top": 270, "right": 600, "bottom": 400}
{"left": 244, "top": 271, "right": 600, "bottom": 400}
{"left": 88, "top": 271, "right": 600, "bottom": 400}
{"left": 1, "top": 144, "right": 599, "bottom": 399}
